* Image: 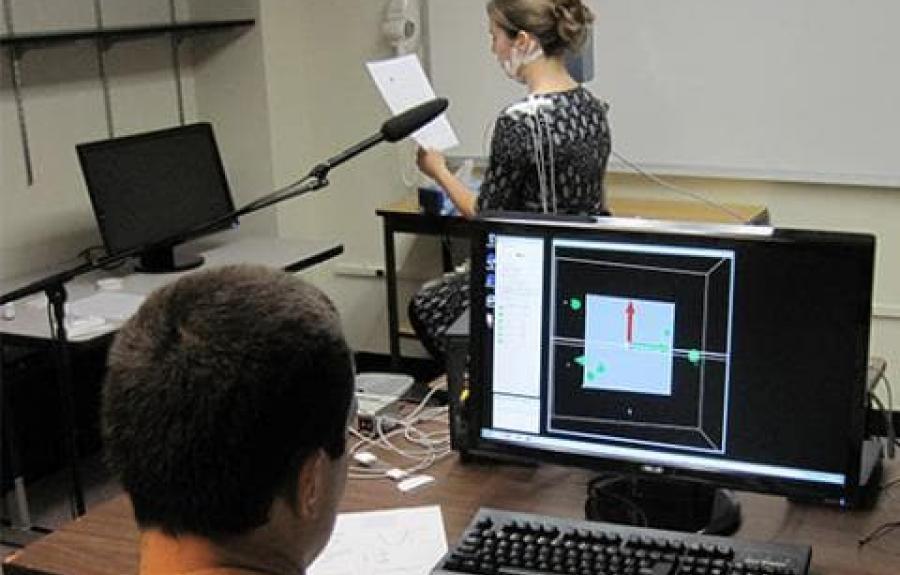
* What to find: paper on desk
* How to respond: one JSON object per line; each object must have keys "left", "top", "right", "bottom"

{"left": 366, "top": 54, "right": 459, "bottom": 151}
{"left": 68, "top": 291, "right": 146, "bottom": 322}
{"left": 309, "top": 505, "right": 447, "bottom": 575}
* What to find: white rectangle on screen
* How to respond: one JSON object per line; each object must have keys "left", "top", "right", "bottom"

{"left": 492, "top": 235, "right": 544, "bottom": 398}
{"left": 583, "top": 295, "right": 675, "bottom": 395}
{"left": 492, "top": 393, "right": 540, "bottom": 434}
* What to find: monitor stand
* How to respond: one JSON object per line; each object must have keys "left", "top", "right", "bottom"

{"left": 135, "top": 245, "right": 204, "bottom": 274}
{"left": 584, "top": 474, "right": 742, "bottom": 535}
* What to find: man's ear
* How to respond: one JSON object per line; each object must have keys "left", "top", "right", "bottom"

{"left": 295, "top": 450, "right": 327, "bottom": 519}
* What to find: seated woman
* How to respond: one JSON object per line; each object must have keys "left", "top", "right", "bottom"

{"left": 410, "top": 0, "right": 611, "bottom": 361}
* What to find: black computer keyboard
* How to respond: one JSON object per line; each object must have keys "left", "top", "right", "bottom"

{"left": 431, "top": 508, "right": 810, "bottom": 575}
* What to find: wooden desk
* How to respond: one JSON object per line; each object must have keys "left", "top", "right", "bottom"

{"left": 4, "top": 450, "right": 898, "bottom": 575}
{"left": 376, "top": 196, "right": 769, "bottom": 368}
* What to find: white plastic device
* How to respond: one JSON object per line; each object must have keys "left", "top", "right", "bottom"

{"left": 383, "top": 0, "right": 420, "bottom": 55}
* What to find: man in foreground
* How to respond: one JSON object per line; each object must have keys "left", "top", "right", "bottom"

{"left": 102, "top": 265, "right": 356, "bottom": 575}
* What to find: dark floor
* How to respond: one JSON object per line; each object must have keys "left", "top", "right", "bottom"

{"left": 1, "top": 453, "right": 122, "bottom": 560}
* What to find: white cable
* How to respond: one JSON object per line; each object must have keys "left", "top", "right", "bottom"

{"left": 532, "top": 111, "right": 547, "bottom": 212}
{"left": 874, "top": 374, "right": 894, "bottom": 458}
{"left": 881, "top": 374, "right": 893, "bottom": 415}
{"left": 537, "top": 119, "right": 550, "bottom": 212}
{"left": 524, "top": 112, "right": 547, "bottom": 213}
{"left": 401, "top": 379, "right": 447, "bottom": 422}
{"left": 539, "top": 108, "right": 558, "bottom": 213}
{"left": 869, "top": 393, "right": 894, "bottom": 460}
{"left": 610, "top": 149, "right": 747, "bottom": 223}
{"left": 346, "top": 380, "right": 452, "bottom": 481}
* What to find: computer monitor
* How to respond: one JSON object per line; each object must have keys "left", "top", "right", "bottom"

{"left": 77, "top": 123, "right": 236, "bottom": 273}
{"left": 466, "top": 215, "right": 877, "bottom": 530}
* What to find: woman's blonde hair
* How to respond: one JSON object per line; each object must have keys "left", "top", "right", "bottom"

{"left": 487, "top": 0, "right": 594, "bottom": 56}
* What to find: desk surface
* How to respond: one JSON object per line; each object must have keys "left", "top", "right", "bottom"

{"left": 0, "top": 232, "right": 343, "bottom": 342}
{"left": 377, "top": 196, "right": 770, "bottom": 225}
{"left": 5, "top": 446, "right": 898, "bottom": 575}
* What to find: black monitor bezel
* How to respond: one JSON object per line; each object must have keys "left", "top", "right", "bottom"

{"left": 467, "top": 216, "right": 874, "bottom": 507}
{"left": 77, "top": 122, "right": 237, "bottom": 262}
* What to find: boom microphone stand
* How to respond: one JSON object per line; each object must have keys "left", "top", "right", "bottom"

{"left": 0, "top": 97, "right": 449, "bottom": 519}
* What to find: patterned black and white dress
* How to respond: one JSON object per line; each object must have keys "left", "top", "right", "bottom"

{"left": 409, "top": 86, "right": 611, "bottom": 361}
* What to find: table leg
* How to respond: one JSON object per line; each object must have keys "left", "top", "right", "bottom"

{"left": 441, "top": 235, "right": 454, "bottom": 273}
{"left": 383, "top": 222, "right": 401, "bottom": 370}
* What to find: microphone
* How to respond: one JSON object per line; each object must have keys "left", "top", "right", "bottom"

{"left": 381, "top": 97, "right": 449, "bottom": 142}
{"left": 233, "top": 97, "right": 451, "bottom": 218}
{"left": 311, "top": 97, "right": 449, "bottom": 179}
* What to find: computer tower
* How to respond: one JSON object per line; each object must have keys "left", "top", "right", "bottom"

{"left": 446, "top": 309, "right": 538, "bottom": 466}
{"left": 444, "top": 309, "right": 472, "bottom": 454}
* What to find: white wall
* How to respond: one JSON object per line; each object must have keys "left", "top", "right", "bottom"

{"left": 0, "top": 0, "right": 274, "bottom": 281}
{"left": 188, "top": 0, "right": 276, "bottom": 237}
{"left": 258, "top": 0, "right": 438, "bottom": 356}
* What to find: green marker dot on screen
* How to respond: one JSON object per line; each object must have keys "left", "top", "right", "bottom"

{"left": 586, "top": 371, "right": 595, "bottom": 381}
{"left": 570, "top": 298, "right": 582, "bottom": 311}
{"left": 596, "top": 362, "right": 606, "bottom": 374}
{"left": 688, "top": 349, "right": 701, "bottom": 365}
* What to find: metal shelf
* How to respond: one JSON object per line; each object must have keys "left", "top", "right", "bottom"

{"left": 0, "top": 19, "right": 254, "bottom": 48}
{"left": 1, "top": 16, "right": 255, "bottom": 185}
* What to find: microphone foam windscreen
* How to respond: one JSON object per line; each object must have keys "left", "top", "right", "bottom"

{"left": 381, "top": 98, "right": 449, "bottom": 143}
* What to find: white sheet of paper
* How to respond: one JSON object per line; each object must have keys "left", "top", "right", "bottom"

{"left": 68, "top": 291, "right": 146, "bottom": 321}
{"left": 308, "top": 505, "right": 448, "bottom": 575}
{"left": 366, "top": 54, "right": 459, "bottom": 151}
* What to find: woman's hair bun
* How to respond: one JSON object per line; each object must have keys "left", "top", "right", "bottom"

{"left": 553, "top": 0, "right": 594, "bottom": 52}
{"left": 487, "top": 0, "right": 595, "bottom": 56}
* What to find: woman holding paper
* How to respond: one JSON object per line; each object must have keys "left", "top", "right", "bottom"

{"left": 417, "top": 0, "right": 609, "bottom": 218}
{"left": 411, "top": 0, "right": 610, "bottom": 361}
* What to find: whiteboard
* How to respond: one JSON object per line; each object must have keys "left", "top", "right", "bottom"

{"left": 426, "top": 0, "right": 900, "bottom": 187}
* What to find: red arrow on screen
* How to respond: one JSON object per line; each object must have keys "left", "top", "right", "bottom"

{"left": 625, "top": 302, "right": 635, "bottom": 344}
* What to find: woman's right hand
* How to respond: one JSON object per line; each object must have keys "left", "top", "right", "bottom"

{"left": 417, "top": 147, "right": 449, "bottom": 181}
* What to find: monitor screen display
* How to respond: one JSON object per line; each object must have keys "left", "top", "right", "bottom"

{"left": 468, "top": 216, "right": 875, "bottom": 506}
{"left": 77, "top": 123, "right": 235, "bottom": 271}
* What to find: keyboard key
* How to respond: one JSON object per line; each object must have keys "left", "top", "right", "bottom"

{"left": 640, "top": 562, "right": 675, "bottom": 575}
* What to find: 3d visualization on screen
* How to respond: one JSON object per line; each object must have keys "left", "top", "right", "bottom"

{"left": 549, "top": 240, "right": 733, "bottom": 454}
{"left": 466, "top": 216, "right": 877, "bottom": 510}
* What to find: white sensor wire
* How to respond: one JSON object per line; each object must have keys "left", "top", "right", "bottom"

{"left": 348, "top": 380, "right": 452, "bottom": 480}
{"left": 610, "top": 149, "right": 747, "bottom": 223}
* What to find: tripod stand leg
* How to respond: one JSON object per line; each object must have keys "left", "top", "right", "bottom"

{"left": 47, "top": 286, "right": 86, "bottom": 518}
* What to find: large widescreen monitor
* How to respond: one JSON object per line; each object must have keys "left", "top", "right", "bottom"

{"left": 466, "top": 215, "right": 877, "bottom": 529}
{"left": 77, "top": 123, "right": 236, "bottom": 273}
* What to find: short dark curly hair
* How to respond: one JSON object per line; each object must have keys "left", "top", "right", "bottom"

{"left": 102, "top": 265, "right": 354, "bottom": 538}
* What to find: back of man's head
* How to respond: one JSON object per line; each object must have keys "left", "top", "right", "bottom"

{"left": 102, "top": 265, "right": 354, "bottom": 538}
